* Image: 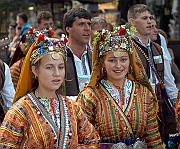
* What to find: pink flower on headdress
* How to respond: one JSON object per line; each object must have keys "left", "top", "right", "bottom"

{"left": 48, "top": 29, "right": 54, "bottom": 37}
{"left": 38, "top": 34, "right": 45, "bottom": 42}
{"left": 28, "top": 27, "right": 35, "bottom": 34}
{"left": 118, "top": 28, "right": 126, "bottom": 36}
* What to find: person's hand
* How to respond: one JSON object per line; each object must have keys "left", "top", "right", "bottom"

{"left": 12, "top": 35, "right": 20, "bottom": 43}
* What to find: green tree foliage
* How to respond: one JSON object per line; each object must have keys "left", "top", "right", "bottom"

{"left": 1, "top": 0, "right": 34, "bottom": 21}
{"left": 0, "top": 0, "right": 34, "bottom": 36}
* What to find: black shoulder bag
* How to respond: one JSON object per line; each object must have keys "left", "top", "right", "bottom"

{"left": 0, "top": 60, "right": 5, "bottom": 124}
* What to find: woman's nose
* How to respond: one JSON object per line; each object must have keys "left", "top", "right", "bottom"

{"left": 115, "top": 61, "right": 121, "bottom": 68}
{"left": 53, "top": 68, "right": 60, "bottom": 76}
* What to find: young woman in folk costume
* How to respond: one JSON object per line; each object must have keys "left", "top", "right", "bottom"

{"left": 76, "top": 24, "right": 164, "bottom": 148}
{"left": 0, "top": 30, "right": 100, "bottom": 149}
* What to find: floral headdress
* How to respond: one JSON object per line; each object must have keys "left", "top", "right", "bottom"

{"left": 30, "top": 35, "right": 68, "bottom": 66}
{"left": 13, "top": 29, "right": 68, "bottom": 103}
{"left": 93, "top": 22, "right": 137, "bottom": 57}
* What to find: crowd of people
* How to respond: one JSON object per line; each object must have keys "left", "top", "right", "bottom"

{"left": 0, "top": 4, "right": 180, "bottom": 149}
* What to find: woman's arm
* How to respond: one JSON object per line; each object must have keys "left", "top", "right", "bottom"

{"left": 75, "top": 102, "right": 100, "bottom": 149}
{"left": 0, "top": 102, "right": 27, "bottom": 148}
{"left": 144, "top": 90, "right": 164, "bottom": 148}
{"left": 76, "top": 88, "right": 97, "bottom": 125}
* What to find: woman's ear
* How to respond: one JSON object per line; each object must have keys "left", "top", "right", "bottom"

{"left": 100, "top": 58, "right": 105, "bottom": 68}
{"left": 31, "top": 66, "right": 38, "bottom": 78}
{"left": 101, "top": 63, "right": 105, "bottom": 68}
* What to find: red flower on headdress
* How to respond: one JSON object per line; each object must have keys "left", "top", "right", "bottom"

{"left": 64, "top": 37, "right": 68, "bottom": 43}
{"left": 48, "top": 29, "right": 54, "bottom": 37}
{"left": 28, "top": 27, "right": 34, "bottom": 34}
{"left": 61, "top": 34, "right": 68, "bottom": 44}
{"left": 118, "top": 28, "right": 126, "bottom": 36}
{"left": 38, "top": 34, "right": 45, "bottom": 42}
{"left": 102, "top": 33, "right": 106, "bottom": 40}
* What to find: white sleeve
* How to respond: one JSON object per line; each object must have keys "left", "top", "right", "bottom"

{"left": 1, "top": 63, "right": 15, "bottom": 109}
{"left": 162, "top": 47, "right": 178, "bottom": 99}
{"left": 159, "top": 34, "right": 172, "bottom": 62}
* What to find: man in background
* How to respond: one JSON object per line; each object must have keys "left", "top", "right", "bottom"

{"left": 36, "top": 11, "right": 54, "bottom": 30}
{"left": 16, "top": 12, "right": 31, "bottom": 39}
{"left": 63, "top": 8, "right": 92, "bottom": 96}
{"left": 10, "top": 11, "right": 54, "bottom": 89}
{"left": 128, "top": 4, "right": 178, "bottom": 147}
{"left": 89, "top": 17, "right": 108, "bottom": 50}
{"left": 0, "top": 59, "right": 15, "bottom": 124}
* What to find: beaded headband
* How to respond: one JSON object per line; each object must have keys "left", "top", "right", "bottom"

{"left": 93, "top": 22, "right": 136, "bottom": 57}
{"left": 30, "top": 34, "right": 68, "bottom": 66}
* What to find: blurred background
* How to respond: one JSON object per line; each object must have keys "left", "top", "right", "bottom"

{"left": 0, "top": 0, "right": 179, "bottom": 66}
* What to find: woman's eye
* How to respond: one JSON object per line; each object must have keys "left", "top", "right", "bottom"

{"left": 59, "top": 66, "right": 64, "bottom": 69}
{"left": 121, "top": 58, "right": 127, "bottom": 62}
{"left": 109, "top": 59, "right": 115, "bottom": 62}
{"left": 46, "top": 67, "right": 52, "bottom": 69}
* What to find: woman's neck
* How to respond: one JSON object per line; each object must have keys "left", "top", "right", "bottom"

{"left": 35, "top": 87, "right": 56, "bottom": 99}
{"left": 107, "top": 77, "right": 126, "bottom": 88}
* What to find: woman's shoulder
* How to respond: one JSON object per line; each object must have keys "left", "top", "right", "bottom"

{"left": 6, "top": 95, "right": 31, "bottom": 120}
{"left": 133, "top": 80, "right": 150, "bottom": 90}
{"left": 61, "top": 96, "right": 79, "bottom": 107}
{"left": 62, "top": 96, "right": 81, "bottom": 112}
{"left": 66, "top": 96, "right": 77, "bottom": 102}
{"left": 63, "top": 96, "right": 76, "bottom": 104}
{"left": 78, "top": 86, "right": 99, "bottom": 99}
{"left": 79, "top": 83, "right": 101, "bottom": 95}
{"left": 13, "top": 95, "right": 32, "bottom": 107}
{"left": 10, "top": 58, "right": 24, "bottom": 72}
{"left": 132, "top": 81, "right": 155, "bottom": 102}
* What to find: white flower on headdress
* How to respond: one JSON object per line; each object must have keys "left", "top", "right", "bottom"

{"left": 121, "top": 25, "right": 126, "bottom": 28}
{"left": 115, "top": 26, "right": 120, "bottom": 33}
{"left": 126, "top": 29, "right": 130, "bottom": 35}
{"left": 36, "top": 31, "right": 41, "bottom": 37}
{"left": 102, "top": 29, "right": 106, "bottom": 34}
{"left": 49, "top": 46, "right": 54, "bottom": 51}
{"left": 61, "top": 34, "right": 65, "bottom": 41}
{"left": 44, "top": 36, "right": 49, "bottom": 41}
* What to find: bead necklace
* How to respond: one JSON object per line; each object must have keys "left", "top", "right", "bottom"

{"left": 114, "top": 85, "right": 125, "bottom": 109}
{"left": 38, "top": 97, "right": 61, "bottom": 129}
{"left": 28, "top": 92, "right": 71, "bottom": 149}
{"left": 61, "top": 96, "right": 70, "bottom": 149}
{"left": 114, "top": 79, "right": 126, "bottom": 109}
